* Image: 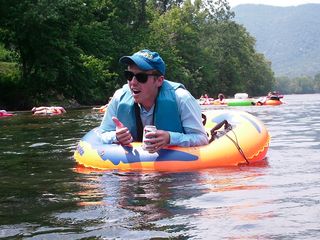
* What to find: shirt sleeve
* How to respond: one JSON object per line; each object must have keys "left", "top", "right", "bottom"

{"left": 99, "top": 89, "right": 123, "bottom": 143}
{"left": 99, "top": 87, "right": 209, "bottom": 146}
{"left": 168, "top": 88, "right": 209, "bottom": 147}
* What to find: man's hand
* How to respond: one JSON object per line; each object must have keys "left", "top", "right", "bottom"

{"left": 143, "top": 130, "right": 170, "bottom": 153}
{"left": 112, "top": 117, "right": 133, "bottom": 145}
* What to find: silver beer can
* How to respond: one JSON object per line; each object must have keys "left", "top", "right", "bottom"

{"left": 142, "top": 125, "right": 157, "bottom": 150}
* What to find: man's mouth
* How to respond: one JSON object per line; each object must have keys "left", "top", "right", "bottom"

{"left": 132, "top": 89, "right": 141, "bottom": 95}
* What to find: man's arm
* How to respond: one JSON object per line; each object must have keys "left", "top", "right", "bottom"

{"left": 99, "top": 89, "right": 123, "bottom": 143}
{"left": 169, "top": 88, "right": 209, "bottom": 147}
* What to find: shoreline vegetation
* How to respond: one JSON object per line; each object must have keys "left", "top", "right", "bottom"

{"left": 1, "top": 1, "right": 319, "bottom": 111}
{"left": 3, "top": 105, "right": 101, "bottom": 114}
{"left": 0, "top": 0, "right": 274, "bottom": 110}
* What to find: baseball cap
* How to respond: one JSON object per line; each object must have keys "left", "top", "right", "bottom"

{"left": 119, "top": 49, "right": 166, "bottom": 75}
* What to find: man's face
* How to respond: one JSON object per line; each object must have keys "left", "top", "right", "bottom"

{"left": 127, "top": 65, "right": 163, "bottom": 109}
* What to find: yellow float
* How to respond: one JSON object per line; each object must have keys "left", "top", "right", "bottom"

{"left": 74, "top": 109, "right": 270, "bottom": 171}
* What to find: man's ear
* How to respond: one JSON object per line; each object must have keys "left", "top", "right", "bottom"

{"left": 156, "top": 76, "right": 164, "bottom": 87}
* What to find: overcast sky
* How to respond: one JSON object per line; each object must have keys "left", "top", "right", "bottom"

{"left": 228, "top": 0, "right": 320, "bottom": 7}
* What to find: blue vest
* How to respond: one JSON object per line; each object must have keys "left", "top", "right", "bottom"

{"left": 117, "top": 80, "right": 185, "bottom": 141}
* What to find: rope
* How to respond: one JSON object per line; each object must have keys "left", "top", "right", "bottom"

{"left": 209, "top": 120, "right": 250, "bottom": 165}
{"left": 225, "top": 129, "right": 250, "bottom": 165}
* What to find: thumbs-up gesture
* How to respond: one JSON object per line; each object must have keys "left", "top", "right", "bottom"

{"left": 112, "top": 117, "right": 133, "bottom": 145}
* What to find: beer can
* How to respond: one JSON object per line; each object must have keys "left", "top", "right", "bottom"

{"left": 142, "top": 125, "right": 157, "bottom": 150}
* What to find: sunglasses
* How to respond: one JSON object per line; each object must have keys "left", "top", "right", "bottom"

{"left": 124, "top": 70, "right": 159, "bottom": 83}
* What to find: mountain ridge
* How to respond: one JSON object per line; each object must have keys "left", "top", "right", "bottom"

{"left": 233, "top": 3, "right": 320, "bottom": 77}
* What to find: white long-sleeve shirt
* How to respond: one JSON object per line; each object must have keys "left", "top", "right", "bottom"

{"left": 99, "top": 87, "right": 208, "bottom": 147}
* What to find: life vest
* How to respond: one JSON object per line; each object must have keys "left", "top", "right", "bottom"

{"left": 117, "top": 80, "right": 184, "bottom": 141}
{"left": 269, "top": 95, "right": 280, "bottom": 101}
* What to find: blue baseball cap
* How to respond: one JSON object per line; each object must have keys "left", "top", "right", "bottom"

{"left": 119, "top": 49, "right": 166, "bottom": 75}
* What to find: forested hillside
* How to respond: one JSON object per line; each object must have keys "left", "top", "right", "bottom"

{"left": 233, "top": 4, "right": 320, "bottom": 78}
{"left": 0, "top": 0, "right": 275, "bottom": 110}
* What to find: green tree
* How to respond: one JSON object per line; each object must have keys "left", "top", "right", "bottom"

{"left": 149, "top": 0, "right": 184, "bottom": 14}
{"left": 0, "top": 0, "right": 277, "bottom": 109}
{"left": 314, "top": 73, "right": 320, "bottom": 92}
{"left": 275, "top": 76, "right": 291, "bottom": 94}
{"left": 199, "top": 0, "right": 274, "bottom": 97}
{"left": 1, "top": 1, "right": 90, "bottom": 103}
{"left": 145, "top": 0, "right": 209, "bottom": 97}
{"left": 145, "top": 0, "right": 274, "bottom": 98}
{"left": 0, "top": 0, "right": 142, "bottom": 106}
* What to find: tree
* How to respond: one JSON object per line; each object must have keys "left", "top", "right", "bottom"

{"left": 0, "top": 0, "right": 141, "bottom": 106}
{"left": 149, "top": 0, "right": 184, "bottom": 14}
{"left": 145, "top": 0, "right": 274, "bottom": 97}
{"left": 0, "top": 0, "right": 277, "bottom": 108}
{"left": 314, "top": 73, "right": 320, "bottom": 92}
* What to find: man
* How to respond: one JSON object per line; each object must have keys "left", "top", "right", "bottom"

{"left": 99, "top": 49, "right": 208, "bottom": 153}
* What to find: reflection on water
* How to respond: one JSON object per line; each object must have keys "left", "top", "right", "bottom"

{"left": 1, "top": 95, "right": 320, "bottom": 239}
{"left": 68, "top": 166, "right": 271, "bottom": 239}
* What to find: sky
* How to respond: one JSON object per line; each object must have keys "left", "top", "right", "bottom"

{"left": 228, "top": 0, "right": 320, "bottom": 7}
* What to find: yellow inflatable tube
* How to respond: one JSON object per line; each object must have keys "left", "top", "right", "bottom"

{"left": 74, "top": 110, "right": 270, "bottom": 171}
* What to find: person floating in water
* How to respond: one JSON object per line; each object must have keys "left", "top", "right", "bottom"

{"left": 211, "top": 93, "right": 226, "bottom": 105}
{"left": 99, "top": 49, "right": 208, "bottom": 153}
{"left": 199, "top": 93, "right": 214, "bottom": 105}
{"left": 0, "top": 110, "right": 13, "bottom": 117}
{"left": 256, "top": 91, "right": 283, "bottom": 105}
{"left": 32, "top": 106, "right": 66, "bottom": 115}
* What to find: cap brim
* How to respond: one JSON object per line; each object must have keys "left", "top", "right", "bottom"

{"left": 119, "top": 55, "right": 153, "bottom": 71}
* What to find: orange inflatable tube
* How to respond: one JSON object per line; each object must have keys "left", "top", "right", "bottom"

{"left": 74, "top": 110, "right": 270, "bottom": 171}
{"left": 255, "top": 99, "right": 283, "bottom": 106}
{"left": 264, "top": 99, "right": 282, "bottom": 105}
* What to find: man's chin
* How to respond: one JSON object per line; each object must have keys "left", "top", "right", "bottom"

{"left": 133, "top": 97, "right": 140, "bottom": 103}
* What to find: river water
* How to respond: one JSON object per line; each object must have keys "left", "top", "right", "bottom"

{"left": 1, "top": 94, "right": 320, "bottom": 239}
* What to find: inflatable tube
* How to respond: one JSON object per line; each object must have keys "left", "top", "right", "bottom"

{"left": 226, "top": 99, "right": 255, "bottom": 106}
{"left": 198, "top": 99, "right": 214, "bottom": 105}
{"left": 255, "top": 99, "right": 282, "bottom": 106}
{"left": 74, "top": 110, "right": 270, "bottom": 171}
{"left": 234, "top": 93, "right": 249, "bottom": 99}
{"left": 32, "top": 106, "right": 66, "bottom": 116}
{"left": 264, "top": 99, "right": 282, "bottom": 105}
{"left": 92, "top": 105, "right": 108, "bottom": 113}
{"left": 211, "top": 100, "right": 227, "bottom": 105}
{"left": 0, "top": 111, "right": 13, "bottom": 118}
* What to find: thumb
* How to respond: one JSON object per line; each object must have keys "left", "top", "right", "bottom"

{"left": 112, "top": 117, "right": 124, "bottom": 128}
